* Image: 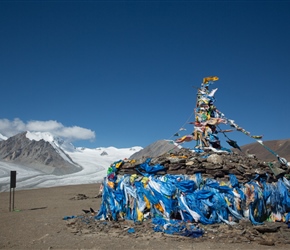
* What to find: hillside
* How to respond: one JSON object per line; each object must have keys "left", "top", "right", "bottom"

{"left": 239, "top": 138, "right": 290, "bottom": 162}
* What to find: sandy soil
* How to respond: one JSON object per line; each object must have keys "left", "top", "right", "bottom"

{"left": 0, "top": 184, "right": 288, "bottom": 250}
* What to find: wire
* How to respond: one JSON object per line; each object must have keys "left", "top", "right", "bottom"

{"left": 167, "top": 110, "right": 195, "bottom": 141}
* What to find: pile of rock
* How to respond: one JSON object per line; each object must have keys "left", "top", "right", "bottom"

{"left": 118, "top": 147, "right": 289, "bottom": 183}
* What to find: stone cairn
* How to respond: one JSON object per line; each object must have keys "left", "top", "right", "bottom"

{"left": 67, "top": 148, "right": 290, "bottom": 246}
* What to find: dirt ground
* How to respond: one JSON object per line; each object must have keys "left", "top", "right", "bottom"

{"left": 0, "top": 183, "right": 289, "bottom": 250}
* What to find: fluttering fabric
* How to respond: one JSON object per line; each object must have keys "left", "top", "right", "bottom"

{"left": 175, "top": 135, "right": 195, "bottom": 143}
{"left": 95, "top": 160, "right": 290, "bottom": 233}
{"left": 174, "top": 77, "right": 287, "bottom": 166}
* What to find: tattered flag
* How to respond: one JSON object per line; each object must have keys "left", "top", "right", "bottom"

{"left": 175, "top": 135, "right": 194, "bottom": 143}
{"left": 203, "top": 76, "right": 219, "bottom": 84}
{"left": 226, "top": 139, "right": 241, "bottom": 151}
{"left": 251, "top": 135, "right": 263, "bottom": 139}
{"left": 219, "top": 129, "right": 234, "bottom": 133}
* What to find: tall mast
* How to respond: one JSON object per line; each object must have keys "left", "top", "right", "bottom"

{"left": 193, "top": 76, "right": 222, "bottom": 149}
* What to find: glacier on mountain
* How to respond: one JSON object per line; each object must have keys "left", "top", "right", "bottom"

{"left": 0, "top": 131, "right": 142, "bottom": 191}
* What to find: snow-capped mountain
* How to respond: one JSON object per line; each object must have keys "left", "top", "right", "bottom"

{"left": 0, "top": 131, "right": 81, "bottom": 175}
{"left": 26, "top": 131, "right": 76, "bottom": 152}
{"left": 0, "top": 131, "right": 142, "bottom": 191}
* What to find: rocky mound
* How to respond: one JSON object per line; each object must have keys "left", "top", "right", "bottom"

{"left": 120, "top": 147, "right": 289, "bottom": 183}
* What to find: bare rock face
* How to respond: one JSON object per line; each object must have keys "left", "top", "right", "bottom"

{"left": 0, "top": 132, "right": 81, "bottom": 175}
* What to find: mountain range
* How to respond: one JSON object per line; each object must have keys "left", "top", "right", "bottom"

{"left": 0, "top": 131, "right": 142, "bottom": 191}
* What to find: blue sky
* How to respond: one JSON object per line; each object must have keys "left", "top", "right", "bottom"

{"left": 0, "top": 0, "right": 290, "bottom": 149}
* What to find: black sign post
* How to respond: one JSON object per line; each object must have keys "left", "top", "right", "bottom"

{"left": 9, "top": 171, "right": 16, "bottom": 212}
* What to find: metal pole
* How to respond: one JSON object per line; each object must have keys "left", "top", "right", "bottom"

{"left": 9, "top": 187, "right": 11, "bottom": 212}
{"left": 12, "top": 187, "right": 15, "bottom": 211}
{"left": 9, "top": 171, "right": 16, "bottom": 212}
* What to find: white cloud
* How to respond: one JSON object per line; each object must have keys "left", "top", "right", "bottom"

{"left": 0, "top": 118, "right": 96, "bottom": 142}
{"left": 54, "top": 126, "right": 96, "bottom": 141}
{"left": 27, "top": 120, "right": 63, "bottom": 131}
{"left": 0, "top": 118, "right": 26, "bottom": 137}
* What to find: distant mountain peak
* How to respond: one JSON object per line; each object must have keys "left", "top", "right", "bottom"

{"left": 100, "top": 151, "right": 108, "bottom": 156}
{"left": 0, "top": 131, "right": 81, "bottom": 175}
{"left": 25, "top": 131, "right": 75, "bottom": 152}
{"left": 26, "top": 131, "right": 54, "bottom": 142}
